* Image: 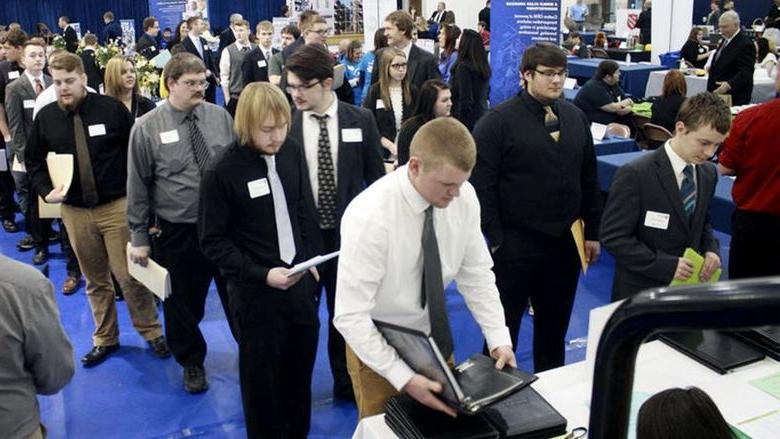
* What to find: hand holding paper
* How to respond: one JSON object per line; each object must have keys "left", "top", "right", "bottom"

{"left": 126, "top": 243, "right": 171, "bottom": 300}
{"left": 700, "top": 251, "right": 722, "bottom": 282}
{"left": 285, "top": 251, "right": 339, "bottom": 277}
{"left": 267, "top": 267, "right": 304, "bottom": 290}
{"left": 670, "top": 248, "right": 722, "bottom": 286}
{"left": 45, "top": 184, "right": 67, "bottom": 204}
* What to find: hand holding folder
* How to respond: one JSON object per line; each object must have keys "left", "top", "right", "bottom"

{"left": 38, "top": 154, "right": 74, "bottom": 219}
{"left": 126, "top": 243, "right": 172, "bottom": 300}
{"left": 670, "top": 248, "right": 722, "bottom": 286}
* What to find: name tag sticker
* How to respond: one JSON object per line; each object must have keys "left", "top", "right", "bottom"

{"left": 247, "top": 178, "right": 270, "bottom": 199}
{"left": 644, "top": 210, "right": 670, "bottom": 230}
{"left": 23, "top": 99, "right": 35, "bottom": 109}
{"left": 88, "top": 124, "right": 106, "bottom": 137}
{"left": 8, "top": 71, "right": 19, "bottom": 80}
{"left": 257, "top": 60, "right": 267, "bottom": 68}
{"left": 159, "top": 129, "right": 180, "bottom": 144}
{"left": 342, "top": 128, "right": 362, "bottom": 142}
{"left": 375, "top": 100, "right": 385, "bottom": 109}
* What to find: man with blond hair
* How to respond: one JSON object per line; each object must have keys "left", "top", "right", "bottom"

{"left": 199, "top": 82, "right": 320, "bottom": 439}
{"left": 241, "top": 21, "right": 278, "bottom": 87}
{"left": 334, "top": 117, "right": 516, "bottom": 418}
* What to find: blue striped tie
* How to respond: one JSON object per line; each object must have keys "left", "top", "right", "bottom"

{"left": 681, "top": 165, "right": 696, "bottom": 219}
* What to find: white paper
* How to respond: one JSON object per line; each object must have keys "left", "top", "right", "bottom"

{"left": 38, "top": 154, "right": 75, "bottom": 219}
{"left": 159, "top": 129, "right": 180, "bottom": 144}
{"left": 736, "top": 410, "right": 780, "bottom": 438}
{"left": 247, "top": 178, "right": 270, "bottom": 199}
{"left": 332, "top": 64, "right": 345, "bottom": 90}
{"left": 23, "top": 99, "right": 35, "bottom": 109}
{"left": 286, "top": 251, "right": 340, "bottom": 277}
{"left": 11, "top": 155, "right": 25, "bottom": 173}
{"left": 644, "top": 210, "right": 670, "bottom": 230}
{"left": 590, "top": 122, "right": 608, "bottom": 141}
{"left": 88, "top": 124, "right": 106, "bottom": 137}
{"left": 341, "top": 128, "right": 363, "bottom": 142}
{"left": 151, "top": 49, "right": 172, "bottom": 69}
{"left": 0, "top": 149, "right": 6, "bottom": 172}
{"left": 375, "top": 99, "right": 385, "bottom": 109}
{"left": 126, "top": 243, "right": 172, "bottom": 300}
{"left": 257, "top": 60, "right": 267, "bottom": 68}
{"left": 563, "top": 77, "right": 578, "bottom": 90}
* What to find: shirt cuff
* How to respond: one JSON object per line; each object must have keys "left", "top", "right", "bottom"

{"left": 385, "top": 360, "right": 417, "bottom": 391}
{"left": 130, "top": 231, "right": 150, "bottom": 247}
{"left": 484, "top": 327, "right": 513, "bottom": 353}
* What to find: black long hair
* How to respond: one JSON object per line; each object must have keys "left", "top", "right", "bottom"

{"left": 637, "top": 387, "right": 736, "bottom": 439}
{"left": 409, "top": 79, "right": 450, "bottom": 123}
{"left": 756, "top": 37, "right": 770, "bottom": 63}
{"left": 452, "top": 29, "right": 491, "bottom": 79}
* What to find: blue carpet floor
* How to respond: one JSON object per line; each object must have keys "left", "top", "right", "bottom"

{"left": 0, "top": 218, "right": 730, "bottom": 438}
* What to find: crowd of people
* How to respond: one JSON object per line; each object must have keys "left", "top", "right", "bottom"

{"left": 0, "top": 1, "right": 779, "bottom": 438}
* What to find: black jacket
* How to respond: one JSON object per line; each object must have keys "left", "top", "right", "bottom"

{"left": 450, "top": 63, "right": 489, "bottom": 131}
{"left": 680, "top": 39, "right": 708, "bottom": 69}
{"left": 136, "top": 33, "right": 160, "bottom": 60}
{"left": 79, "top": 49, "right": 103, "bottom": 92}
{"left": 241, "top": 47, "right": 279, "bottom": 85}
{"left": 63, "top": 26, "right": 79, "bottom": 53}
{"left": 706, "top": 30, "right": 756, "bottom": 106}
{"left": 362, "top": 83, "right": 417, "bottom": 144}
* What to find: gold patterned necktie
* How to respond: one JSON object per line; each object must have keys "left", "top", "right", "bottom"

{"left": 544, "top": 105, "right": 560, "bottom": 142}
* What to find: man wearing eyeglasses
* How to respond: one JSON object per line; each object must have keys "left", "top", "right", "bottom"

{"left": 286, "top": 44, "right": 385, "bottom": 401}
{"left": 127, "top": 53, "right": 237, "bottom": 394}
{"left": 471, "top": 43, "right": 602, "bottom": 373}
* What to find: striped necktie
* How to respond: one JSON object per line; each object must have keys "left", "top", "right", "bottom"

{"left": 681, "top": 165, "right": 696, "bottom": 219}
{"left": 186, "top": 112, "right": 211, "bottom": 174}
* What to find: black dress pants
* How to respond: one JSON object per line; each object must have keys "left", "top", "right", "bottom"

{"left": 491, "top": 227, "right": 581, "bottom": 373}
{"left": 152, "top": 219, "right": 235, "bottom": 367}
{"left": 729, "top": 209, "right": 780, "bottom": 279}
{"left": 0, "top": 139, "right": 17, "bottom": 221}
{"left": 230, "top": 274, "right": 319, "bottom": 439}
{"left": 319, "top": 228, "right": 352, "bottom": 394}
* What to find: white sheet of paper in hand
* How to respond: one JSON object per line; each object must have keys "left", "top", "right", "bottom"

{"left": 38, "top": 154, "right": 75, "bottom": 219}
{"left": 151, "top": 49, "right": 172, "bottom": 69}
{"left": 286, "top": 251, "right": 340, "bottom": 277}
{"left": 126, "top": 243, "right": 172, "bottom": 300}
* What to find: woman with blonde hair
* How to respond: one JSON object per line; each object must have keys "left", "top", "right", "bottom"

{"left": 103, "top": 56, "right": 156, "bottom": 119}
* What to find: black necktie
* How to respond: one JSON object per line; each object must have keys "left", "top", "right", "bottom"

{"left": 186, "top": 112, "right": 211, "bottom": 174}
{"left": 422, "top": 205, "right": 453, "bottom": 359}
{"left": 311, "top": 114, "right": 337, "bottom": 229}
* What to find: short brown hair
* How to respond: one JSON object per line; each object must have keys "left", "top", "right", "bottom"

{"left": 83, "top": 33, "right": 98, "bottom": 46}
{"left": 520, "top": 42, "right": 567, "bottom": 84}
{"left": 385, "top": 10, "right": 414, "bottom": 40}
{"left": 186, "top": 16, "right": 202, "bottom": 28}
{"left": 143, "top": 17, "right": 158, "bottom": 31}
{"left": 104, "top": 11, "right": 115, "bottom": 21}
{"left": 298, "top": 10, "right": 320, "bottom": 29}
{"left": 285, "top": 44, "right": 333, "bottom": 82}
{"left": 22, "top": 40, "right": 46, "bottom": 53}
{"left": 163, "top": 52, "right": 206, "bottom": 84}
{"left": 234, "top": 82, "right": 291, "bottom": 145}
{"left": 676, "top": 92, "right": 731, "bottom": 134}
{"left": 688, "top": 27, "right": 702, "bottom": 41}
{"left": 410, "top": 118, "right": 476, "bottom": 172}
{"left": 662, "top": 70, "right": 687, "bottom": 97}
{"left": 49, "top": 52, "right": 85, "bottom": 75}
{"left": 5, "top": 28, "right": 28, "bottom": 48}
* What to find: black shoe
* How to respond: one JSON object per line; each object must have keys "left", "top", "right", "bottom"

{"left": 2, "top": 219, "right": 18, "bottom": 233}
{"left": 16, "top": 235, "right": 35, "bottom": 251}
{"left": 81, "top": 344, "right": 120, "bottom": 367}
{"left": 48, "top": 231, "right": 60, "bottom": 242}
{"left": 183, "top": 366, "right": 208, "bottom": 393}
{"left": 147, "top": 335, "right": 171, "bottom": 358}
{"left": 32, "top": 249, "right": 49, "bottom": 265}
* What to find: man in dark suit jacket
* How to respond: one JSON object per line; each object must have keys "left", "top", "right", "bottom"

{"left": 285, "top": 45, "right": 384, "bottom": 402}
{"left": 57, "top": 16, "right": 79, "bottom": 53}
{"left": 101, "top": 11, "right": 123, "bottom": 45}
{"left": 136, "top": 17, "right": 161, "bottom": 60}
{"left": 635, "top": 1, "right": 652, "bottom": 45}
{"left": 707, "top": 11, "right": 755, "bottom": 105}
{"left": 373, "top": 10, "right": 440, "bottom": 90}
{"left": 79, "top": 34, "right": 102, "bottom": 92}
{"left": 601, "top": 93, "right": 728, "bottom": 301}
{"left": 182, "top": 16, "right": 218, "bottom": 103}
{"left": 429, "top": 2, "right": 448, "bottom": 24}
{"left": 241, "top": 21, "right": 278, "bottom": 86}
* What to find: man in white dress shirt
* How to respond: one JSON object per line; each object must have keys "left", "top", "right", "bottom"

{"left": 334, "top": 117, "right": 516, "bottom": 418}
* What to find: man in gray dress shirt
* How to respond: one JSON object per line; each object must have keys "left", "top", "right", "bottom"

{"left": 0, "top": 254, "right": 74, "bottom": 439}
{"left": 127, "top": 53, "right": 237, "bottom": 394}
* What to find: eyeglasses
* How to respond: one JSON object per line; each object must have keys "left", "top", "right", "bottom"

{"left": 179, "top": 79, "right": 208, "bottom": 88}
{"left": 534, "top": 69, "right": 568, "bottom": 80}
{"left": 390, "top": 63, "right": 408, "bottom": 70}
{"left": 285, "top": 80, "right": 321, "bottom": 94}
{"left": 311, "top": 28, "right": 331, "bottom": 35}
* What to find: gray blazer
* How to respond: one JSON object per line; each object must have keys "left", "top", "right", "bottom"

{"left": 6, "top": 74, "right": 52, "bottom": 162}
{"left": 600, "top": 147, "right": 720, "bottom": 301}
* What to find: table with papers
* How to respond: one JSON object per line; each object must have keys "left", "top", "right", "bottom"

{"left": 644, "top": 70, "right": 776, "bottom": 104}
{"left": 594, "top": 136, "right": 639, "bottom": 156}
{"left": 567, "top": 59, "right": 666, "bottom": 97}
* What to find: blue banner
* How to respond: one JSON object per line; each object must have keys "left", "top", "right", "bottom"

{"left": 489, "top": 0, "right": 561, "bottom": 106}
{"left": 149, "top": 0, "right": 188, "bottom": 37}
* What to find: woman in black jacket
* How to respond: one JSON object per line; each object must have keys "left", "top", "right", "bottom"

{"left": 680, "top": 27, "right": 710, "bottom": 69}
{"left": 397, "top": 80, "right": 452, "bottom": 166}
{"left": 363, "top": 47, "right": 417, "bottom": 159}
{"left": 650, "top": 70, "right": 687, "bottom": 134}
{"left": 450, "top": 29, "right": 491, "bottom": 131}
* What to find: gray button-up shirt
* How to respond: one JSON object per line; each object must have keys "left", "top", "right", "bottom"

{"left": 127, "top": 100, "right": 236, "bottom": 247}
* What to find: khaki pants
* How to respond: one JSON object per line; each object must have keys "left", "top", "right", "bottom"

{"left": 24, "top": 424, "right": 45, "bottom": 439}
{"left": 61, "top": 197, "right": 162, "bottom": 346}
{"left": 346, "top": 346, "right": 400, "bottom": 419}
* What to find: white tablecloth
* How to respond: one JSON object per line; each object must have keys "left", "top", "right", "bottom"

{"left": 645, "top": 70, "right": 776, "bottom": 104}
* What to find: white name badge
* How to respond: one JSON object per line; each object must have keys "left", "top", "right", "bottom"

{"left": 8, "top": 71, "right": 20, "bottom": 80}
{"left": 23, "top": 99, "right": 35, "bottom": 109}
{"left": 88, "top": 124, "right": 106, "bottom": 137}
{"left": 159, "top": 129, "right": 180, "bottom": 144}
{"left": 341, "top": 128, "right": 363, "bottom": 143}
{"left": 247, "top": 178, "right": 270, "bottom": 199}
{"left": 257, "top": 60, "right": 267, "bottom": 68}
{"left": 644, "top": 210, "right": 670, "bottom": 230}
{"left": 375, "top": 100, "right": 385, "bottom": 109}
{"left": 150, "top": 46, "right": 156, "bottom": 51}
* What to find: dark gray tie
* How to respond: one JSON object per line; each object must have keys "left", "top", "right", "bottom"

{"left": 186, "top": 112, "right": 211, "bottom": 174}
{"left": 422, "top": 205, "right": 453, "bottom": 359}
{"left": 311, "top": 114, "right": 337, "bottom": 229}
{"left": 73, "top": 113, "right": 99, "bottom": 206}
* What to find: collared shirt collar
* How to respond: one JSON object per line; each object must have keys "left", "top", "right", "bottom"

{"left": 303, "top": 92, "right": 338, "bottom": 119}
{"left": 397, "top": 40, "right": 413, "bottom": 60}
{"left": 165, "top": 100, "right": 203, "bottom": 126}
{"left": 235, "top": 41, "right": 252, "bottom": 50}
{"left": 398, "top": 165, "right": 430, "bottom": 214}
{"left": 24, "top": 70, "right": 43, "bottom": 87}
{"left": 723, "top": 28, "right": 740, "bottom": 45}
{"left": 664, "top": 140, "right": 695, "bottom": 175}
{"left": 520, "top": 90, "right": 556, "bottom": 115}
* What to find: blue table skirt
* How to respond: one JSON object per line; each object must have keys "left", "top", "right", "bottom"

{"left": 594, "top": 136, "right": 639, "bottom": 156}
{"left": 567, "top": 58, "right": 666, "bottom": 98}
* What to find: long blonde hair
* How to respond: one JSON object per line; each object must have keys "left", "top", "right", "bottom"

{"left": 378, "top": 47, "right": 412, "bottom": 111}
{"left": 104, "top": 56, "right": 138, "bottom": 99}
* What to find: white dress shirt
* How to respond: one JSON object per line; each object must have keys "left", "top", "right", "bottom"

{"left": 664, "top": 141, "right": 696, "bottom": 189}
{"left": 302, "top": 93, "right": 339, "bottom": 206}
{"left": 334, "top": 166, "right": 512, "bottom": 391}
{"left": 24, "top": 71, "right": 45, "bottom": 92}
{"left": 189, "top": 34, "right": 204, "bottom": 58}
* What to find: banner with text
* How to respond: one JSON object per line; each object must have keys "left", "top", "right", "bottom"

{"left": 149, "top": 0, "right": 209, "bottom": 38}
{"left": 490, "top": 0, "right": 561, "bottom": 106}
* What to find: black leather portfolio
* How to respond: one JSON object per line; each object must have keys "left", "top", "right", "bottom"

{"left": 732, "top": 326, "right": 780, "bottom": 361}
{"left": 659, "top": 330, "right": 765, "bottom": 374}
{"left": 481, "top": 385, "right": 568, "bottom": 438}
{"left": 375, "top": 320, "right": 529, "bottom": 413}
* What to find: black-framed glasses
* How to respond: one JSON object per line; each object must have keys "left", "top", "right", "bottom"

{"left": 534, "top": 69, "right": 569, "bottom": 80}
{"left": 285, "top": 80, "right": 322, "bottom": 94}
{"left": 390, "top": 62, "right": 408, "bottom": 70}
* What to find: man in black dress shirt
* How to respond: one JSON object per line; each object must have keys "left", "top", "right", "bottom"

{"left": 574, "top": 60, "right": 634, "bottom": 129}
{"left": 136, "top": 17, "right": 161, "bottom": 60}
{"left": 199, "top": 82, "right": 320, "bottom": 439}
{"left": 57, "top": 16, "right": 79, "bottom": 53}
{"left": 79, "top": 33, "right": 103, "bottom": 92}
{"left": 25, "top": 52, "right": 167, "bottom": 367}
{"left": 471, "top": 43, "right": 602, "bottom": 372}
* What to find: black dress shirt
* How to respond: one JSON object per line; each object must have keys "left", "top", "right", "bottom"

{"left": 79, "top": 50, "right": 103, "bottom": 92}
{"left": 450, "top": 63, "right": 489, "bottom": 131}
{"left": 650, "top": 95, "right": 686, "bottom": 133}
{"left": 573, "top": 78, "right": 626, "bottom": 125}
{"left": 198, "top": 138, "right": 318, "bottom": 285}
{"left": 680, "top": 39, "right": 708, "bottom": 69}
{"left": 25, "top": 93, "right": 133, "bottom": 207}
{"left": 471, "top": 91, "right": 602, "bottom": 247}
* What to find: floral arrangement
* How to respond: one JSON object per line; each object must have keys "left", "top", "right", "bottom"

{"left": 52, "top": 35, "right": 67, "bottom": 50}
{"left": 94, "top": 42, "right": 123, "bottom": 69}
{"left": 134, "top": 54, "right": 160, "bottom": 97}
